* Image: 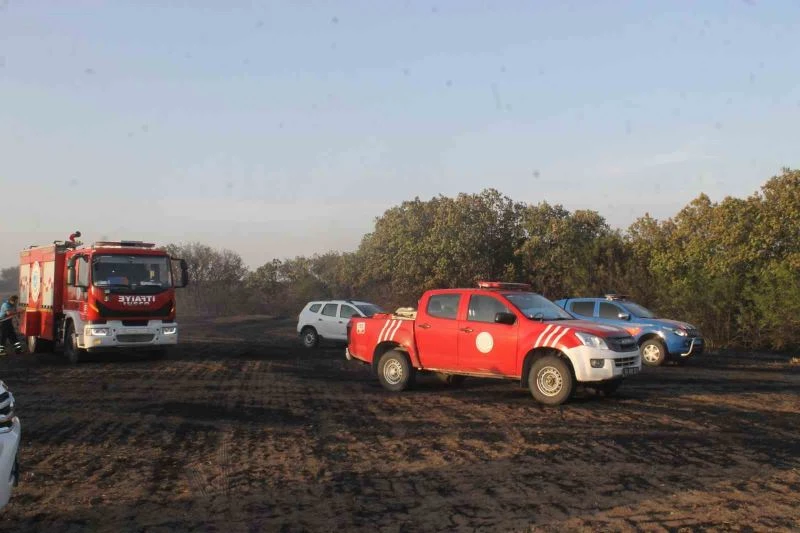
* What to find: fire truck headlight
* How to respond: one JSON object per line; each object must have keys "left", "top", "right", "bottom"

{"left": 88, "top": 327, "right": 109, "bottom": 336}
{"left": 162, "top": 327, "right": 177, "bottom": 335}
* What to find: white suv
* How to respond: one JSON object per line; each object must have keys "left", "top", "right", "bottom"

{"left": 0, "top": 380, "right": 20, "bottom": 510}
{"left": 297, "top": 300, "right": 384, "bottom": 348}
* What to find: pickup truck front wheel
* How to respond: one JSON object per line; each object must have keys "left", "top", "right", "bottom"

{"left": 641, "top": 339, "right": 666, "bottom": 366}
{"left": 377, "top": 350, "right": 415, "bottom": 392}
{"left": 528, "top": 355, "right": 574, "bottom": 406}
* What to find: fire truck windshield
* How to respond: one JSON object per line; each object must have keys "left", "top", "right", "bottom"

{"left": 504, "top": 292, "right": 574, "bottom": 321}
{"left": 92, "top": 255, "right": 172, "bottom": 294}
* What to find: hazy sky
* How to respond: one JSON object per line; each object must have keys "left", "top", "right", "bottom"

{"left": 1, "top": 1, "right": 798, "bottom": 269}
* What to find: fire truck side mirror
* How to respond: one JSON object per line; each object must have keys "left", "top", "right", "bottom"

{"left": 66, "top": 259, "right": 76, "bottom": 286}
{"left": 180, "top": 260, "right": 189, "bottom": 288}
{"left": 172, "top": 258, "right": 189, "bottom": 288}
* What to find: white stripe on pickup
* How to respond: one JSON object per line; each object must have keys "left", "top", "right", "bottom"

{"left": 534, "top": 325, "right": 554, "bottom": 347}
{"left": 378, "top": 319, "right": 405, "bottom": 343}
{"left": 388, "top": 320, "right": 403, "bottom": 341}
{"left": 378, "top": 320, "right": 392, "bottom": 342}
{"left": 534, "top": 324, "right": 572, "bottom": 348}
{"left": 543, "top": 326, "right": 563, "bottom": 346}
{"left": 552, "top": 327, "right": 570, "bottom": 346}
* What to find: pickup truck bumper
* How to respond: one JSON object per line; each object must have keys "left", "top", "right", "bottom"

{"left": 566, "top": 346, "right": 642, "bottom": 383}
{"left": 672, "top": 337, "right": 704, "bottom": 358}
{"left": 79, "top": 320, "right": 178, "bottom": 352}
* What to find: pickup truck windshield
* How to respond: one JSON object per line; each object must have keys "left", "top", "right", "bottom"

{"left": 622, "top": 301, "right": 657, "bottom": 319}
{"left": 93, "top": 255, "right": 172, "bottom": 294}
{"left": 505, "top": 292, "right": 574, "bottom": 320}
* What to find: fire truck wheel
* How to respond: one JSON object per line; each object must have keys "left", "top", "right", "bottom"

{"left": 640, "top": 339, "right": 666, "bottom": 367}
{"left": 301, "top": 327, "right": 319, "bottom": 349}
{"left": 64, "top": 322, "right": 83, "bottom": 364}
{"left": 528, "top": 355, "right": 574, "bottom": 406}
{"left": 436, "top": 373, "right": 467, "bottom": 387}
{"left": 27, "top": 336, "right": 53, "bottom": 354}
{"left": 377, "top": 350, "right": 415, "bottom": 392}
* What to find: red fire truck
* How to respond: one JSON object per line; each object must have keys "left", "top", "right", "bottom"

{"left": 346, "top": 281, "right": 641, "bottom": 406}
{"left": 18, "top": 232, "right": 189, "bottom": 363}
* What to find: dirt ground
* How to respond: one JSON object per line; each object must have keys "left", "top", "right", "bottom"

{"left": 0, "top": 315, "right": 798, "bottom": 532}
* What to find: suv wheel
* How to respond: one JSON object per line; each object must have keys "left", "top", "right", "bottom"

{"left": 641, "top": 339, "right": 666, "bottom": 366}
{"left": 301, "top": 327, "right": 319, "bottom": 349}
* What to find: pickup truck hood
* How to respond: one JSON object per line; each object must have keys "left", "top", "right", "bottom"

{"left": 553, "top": 319, "right": 631, "bottom": 337}
{"left": 653, "top": 318, "right": 696, "bottom": 330}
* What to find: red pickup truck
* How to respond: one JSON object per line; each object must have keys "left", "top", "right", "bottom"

{"left": 346, "top": 281, "right": 641, "bottom": 406}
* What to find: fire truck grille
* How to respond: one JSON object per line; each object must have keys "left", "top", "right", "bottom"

{"left": 614, "top": 356, "right": 639, "bottom": 368}
{"left": 96, "top": 300, "right": 173, "bottom": 318}
{"left": 117, "top": 334, "right": 155, "bottom": 343}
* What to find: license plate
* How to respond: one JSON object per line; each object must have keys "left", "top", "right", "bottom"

{"left": 623, "top": 367, "right": 640, "bottom": 376}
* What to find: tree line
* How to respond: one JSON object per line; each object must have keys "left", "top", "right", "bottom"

{"left": 3, "top": 169, "right": 798, "bottom": 351}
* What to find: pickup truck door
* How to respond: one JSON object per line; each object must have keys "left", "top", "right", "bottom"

{"left": 458, "top": 294, "right": 519, "bottom": 375}
{"left": 414, "top": 293, "right": 461, "bottom": 370}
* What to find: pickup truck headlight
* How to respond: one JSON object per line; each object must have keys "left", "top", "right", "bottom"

{"left": 88, "top": 327, "right": 109, "bottom": 336}
{"left": 574, "top": 331, "right": 609, "bottom": 350}
{"left": 666, "top": 327, "right": 687, "bottom": 337}
{"left": 162, "top": 327, "right": 177, "bottom": 335}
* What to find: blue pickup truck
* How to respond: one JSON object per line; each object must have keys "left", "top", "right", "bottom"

{"left": 554, "top": 295, "right": 703, "bottom": 366}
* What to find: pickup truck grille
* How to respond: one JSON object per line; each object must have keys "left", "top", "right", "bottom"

{"left": 614, "top": 356, "right": 639, "bottom": 367}
{"left": 117, "top": 334, "right": 154, "bottom": 343}
{"left": 606, "top": 336, "right": 638, "bottom": 352}
{"left": 685, "top": 327, "right": 700, "bottom": 337}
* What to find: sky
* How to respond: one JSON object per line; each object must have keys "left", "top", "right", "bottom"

{"left": 1, "top": 0, "right": 799, "bottom": 269}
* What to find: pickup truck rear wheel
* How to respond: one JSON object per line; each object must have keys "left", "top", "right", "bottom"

{"left": 377, "top": 350, "right": 415, "bottom": 392}
{"left": 528, "top": 355, "right": 574, "bottom": 406}
{"left": 641, "top": 339, "right": 666, "bottom": 366}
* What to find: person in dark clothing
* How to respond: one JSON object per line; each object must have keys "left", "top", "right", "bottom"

{"left": 0, "top": 295, "right": 23, "bottom": 355}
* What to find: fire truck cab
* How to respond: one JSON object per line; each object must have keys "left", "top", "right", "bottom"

{"left": 18, "top": 232, "right": 189, "bottom": 363}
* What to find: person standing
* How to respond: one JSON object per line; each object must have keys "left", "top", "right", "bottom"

{"left": 0, "top": 295, "right": 23, "bottom": 355}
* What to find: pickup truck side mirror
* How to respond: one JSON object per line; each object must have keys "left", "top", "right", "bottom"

{"left": 618, "top": 312, "right": 631, "bottom": 321}
{"left": 494, "top": 312, "right": 517, "bottom": 325}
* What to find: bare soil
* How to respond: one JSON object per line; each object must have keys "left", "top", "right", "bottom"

{"left": 0, "top": 316, "right": 798, "bottom": 532}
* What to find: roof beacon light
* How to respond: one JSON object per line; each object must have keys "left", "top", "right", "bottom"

{"left": 477, "top": 281, "right": 532, "bottom": 291}
{"left": 604, "top": 293, "right": 628, "bottom": 301}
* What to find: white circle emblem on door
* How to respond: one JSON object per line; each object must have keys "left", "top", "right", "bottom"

{"left": 475, "top": 332, "right": 494, "bottom": 354}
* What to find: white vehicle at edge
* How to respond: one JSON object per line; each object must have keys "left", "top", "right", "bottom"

{"left": 297, "top": 300, "right": 384, "bottom": 348}
{"left": 0, "top": 379, "right": 20, "bottom": 510}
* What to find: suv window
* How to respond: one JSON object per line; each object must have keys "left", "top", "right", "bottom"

{"left": 599, "top": 302, "right": 621, "bottom": 319}
{"left": 570, "top": 301, "right": 594, "bottom": 317}
{"left": 309, "top": 303, "right": 321, "bottom": 313}
{"left": 468, "top": 294, "right": 510, "bottom": 323}
{"left": 427, "top": 294, "right": 460, "bottom": 320}
{"left": 340, "top": 305, "right": 359, "bottom": 319}
{"left": 321, "top": 303, "right": 338, "bottom": 317}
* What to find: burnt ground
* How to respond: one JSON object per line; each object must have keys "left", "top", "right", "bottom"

{"left": 0, "top": 315, "right": 798, "bottom": 532}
